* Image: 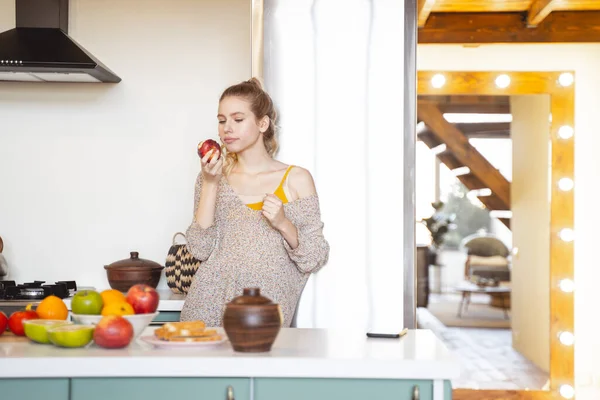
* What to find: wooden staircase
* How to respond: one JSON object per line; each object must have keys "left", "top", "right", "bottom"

{"left": 417, "top": 103, "right": 511, "bottom": 228}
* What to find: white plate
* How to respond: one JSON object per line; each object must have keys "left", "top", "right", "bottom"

{"left": 140, "top": 335, "right": 228, "bottom": 349}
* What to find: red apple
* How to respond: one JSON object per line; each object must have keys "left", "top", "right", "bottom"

{"left": 197, "top": 139, "right": 221, "bottom": 161}
{"left": 8, "top": 308, "right": 38, "bottom": 336}
{"left": 0, "top": 311, "right": 8, "bottom": 335}
{"left": 93, "top": 315, "right": 134, "bottom": 349}
{"left": 126, "top": 284, "right": 159, "bottom": 314}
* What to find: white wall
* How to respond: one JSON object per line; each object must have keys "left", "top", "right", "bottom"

{"left": 510, "top": 95, "right": 551, "bottom": 372}
{"left": 418, "top": 44, "right": 600, "bottom": 399}
{"left": 0, "top": 0, "right": 251, "bottom": 290}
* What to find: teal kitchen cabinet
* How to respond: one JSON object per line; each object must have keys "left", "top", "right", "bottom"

{"left": 254, "top": 378, "right": 452, "bottom": 400}
{"left": 152, "top": 311, "right": 181, "bottom": 323}
{"left": 0, "top": 379, "right": 69, "bottom": 400}
{"left": 70, "top": 378, "right": 250, "bottom": 400}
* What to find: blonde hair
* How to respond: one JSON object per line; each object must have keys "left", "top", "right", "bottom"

{"left": 219, "top": 78, "right": 279, "bottom": 176}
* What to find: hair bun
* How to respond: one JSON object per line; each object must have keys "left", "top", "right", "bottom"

{"left": 246, "top": 77, "right": 264, "bottom": 90}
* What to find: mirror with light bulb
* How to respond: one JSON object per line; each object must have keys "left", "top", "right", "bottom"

{"left": 416, "top": 71, "right": 575, "bottom": 400}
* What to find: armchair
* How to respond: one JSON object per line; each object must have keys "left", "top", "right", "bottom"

{"left": 460, "top": 233, "right": 511, "bottom": 283}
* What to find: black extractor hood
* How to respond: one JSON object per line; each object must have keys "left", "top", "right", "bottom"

{"left": 0, "top": 0, "right": 121, "bottom": 83}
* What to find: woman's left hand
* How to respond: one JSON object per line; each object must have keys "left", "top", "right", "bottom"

{"left": 262, "top": 194, "right": 288, "bottom": 231}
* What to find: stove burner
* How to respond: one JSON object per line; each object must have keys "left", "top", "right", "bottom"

{"left": 0, "top": 280, "right": 77, "bottom": 300}
{"left": 19, "top": 287, "right": 46, "bottom": 299}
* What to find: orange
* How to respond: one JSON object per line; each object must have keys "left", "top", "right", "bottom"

{"left": 100, "top": 289, "right": 126, "bottom": 306}
{"left": 36, "top": 295, "right": 69, "bottom": 320}
{"left": 101, "top": 301, "right": 135, "bottom": 316}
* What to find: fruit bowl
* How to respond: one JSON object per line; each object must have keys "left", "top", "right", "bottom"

{"left": 70, "top": 312, "right": 159, "bottom": 338}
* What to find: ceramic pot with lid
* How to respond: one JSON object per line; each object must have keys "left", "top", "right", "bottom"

{"left": 223, "top": 287, "right": 282, "bottom": 353}
{"left": 104, "top": 251, "right": 164, "bottom": 292}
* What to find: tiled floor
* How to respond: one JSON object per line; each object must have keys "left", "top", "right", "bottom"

{"left": 417, "top": 306, "right": 549, "bottom": 390}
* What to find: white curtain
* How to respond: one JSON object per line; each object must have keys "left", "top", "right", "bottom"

{"left": 264, "top": 0, "right": 406, "bottom": 333}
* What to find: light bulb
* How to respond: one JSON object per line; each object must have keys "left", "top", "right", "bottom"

{"left": 559, "top": 279, "right": 575, "bottom": 293}
{"left": 559, "top": 331, "right": 575, "bottom": 346}
{"left": 431, "top": 74, "right": 445, "bottom": 89}
{"left": 559, "top": 228, "right": 575, "bottom": 242}
{"left": 559, "top": 384, "right": 574, "bottom": 399}
{"left": 559, "top": 73, "right": 574, "bottom": 87}
{"left": 558, "top": 178, "right": 574, "bottom": 191}
{"left": 558, "top": 125, "right": 574, "bottom": 139}
{"left": 495, "top": 74, "right": 511, "bottom": 88}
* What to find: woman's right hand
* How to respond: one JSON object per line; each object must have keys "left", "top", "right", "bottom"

{"left": 201, "top": 150, "right": 223, "bottom": 184}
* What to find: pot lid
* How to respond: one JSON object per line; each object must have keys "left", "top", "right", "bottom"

{"left": 104, "top": 251, "right": 163, "bottom": 270}
{"left": 228, "top": 288, "right": 275, "bottom": 306}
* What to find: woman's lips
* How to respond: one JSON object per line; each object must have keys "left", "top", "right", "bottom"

{"left": 223, "top": 138, "right": 238, "bottom": 144}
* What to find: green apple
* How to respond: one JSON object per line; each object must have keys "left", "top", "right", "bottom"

{"left": 71, "top": 290, "right": 103, "bottom": 315}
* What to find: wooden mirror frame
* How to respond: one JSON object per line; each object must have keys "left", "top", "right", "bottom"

{"left": 418, "top": 71, "right": 575, "bottom": 400}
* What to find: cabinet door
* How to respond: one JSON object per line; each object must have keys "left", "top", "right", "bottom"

{"left": 71, "top": 378, "right": 250, "bottom": 400}
{"left": 0, "top": 378, "right": 69, "bottom": 400}
{"left": 255, "top": 378, "right": 442, "bottom": 400}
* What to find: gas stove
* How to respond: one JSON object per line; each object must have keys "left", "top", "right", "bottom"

{"left": 0, "top": 280, "right": 77, "bottom": 301}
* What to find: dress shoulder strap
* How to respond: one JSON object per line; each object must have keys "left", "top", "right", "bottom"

{"left": 277, "top": 165, "right": 294, "bottom": 189}
{"left": 273, "top": 165, "right": 294, "bottom": 203}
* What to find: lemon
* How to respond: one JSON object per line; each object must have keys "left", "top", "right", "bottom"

{"left": 48, "top": 324, "right": 95, "bottom": 348}
{"left": 23, "top": 319, "right": 73, "bottom": 344}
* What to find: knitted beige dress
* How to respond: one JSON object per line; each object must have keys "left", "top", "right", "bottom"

{"left": 180, "top": 172, "right": 330, "bottom": 327}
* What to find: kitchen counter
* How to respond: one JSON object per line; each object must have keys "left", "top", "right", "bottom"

{"left": 0, "top": 328, "right": 458, "bottom": 400}
{"left": 62, "top": 289, "right": 185, "bottom": 312}
{"left": 0, "top": 328, "right": 457, "bottom": 380}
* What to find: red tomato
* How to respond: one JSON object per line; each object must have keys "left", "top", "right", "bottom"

{"left": 8, "top": 309, "right": 38, "bottom": 336}
{"left": 0, "top": 312, "right": 8, "bottom": 335}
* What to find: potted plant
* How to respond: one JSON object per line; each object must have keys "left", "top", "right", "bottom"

{"left": 421, "top": 201, "right": 455, "bottom": 266}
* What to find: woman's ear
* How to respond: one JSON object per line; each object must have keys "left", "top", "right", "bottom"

{"left": 259, "top": 116, "right": 270, "bottom": 133}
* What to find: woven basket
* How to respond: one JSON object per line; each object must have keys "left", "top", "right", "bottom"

{"left": 164, "top": 232, "right": 201, "bottom": 294}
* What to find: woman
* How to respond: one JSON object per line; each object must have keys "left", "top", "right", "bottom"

{"left": 180, "top": 78, "right": 330, "bottom": 327}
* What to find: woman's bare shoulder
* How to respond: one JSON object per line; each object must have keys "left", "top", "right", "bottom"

{"left": 288, "top": 166, "right": 317, "bottom": 199}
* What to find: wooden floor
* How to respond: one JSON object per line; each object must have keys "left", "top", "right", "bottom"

{"left": 417, "top": 306, "right": 549, "bottom": 390}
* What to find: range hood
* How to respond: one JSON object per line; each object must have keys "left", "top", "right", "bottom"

{"left": 0, "top": 0, "right": 121, "bottom": 83}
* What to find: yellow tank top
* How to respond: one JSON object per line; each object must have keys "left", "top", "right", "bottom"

{"left": 246, "top": 166, "right": 294, "bottom": 210}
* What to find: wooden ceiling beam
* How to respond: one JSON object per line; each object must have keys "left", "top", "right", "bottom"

{"left": 420, "top": 122, "right": 511, "bottom": 133}
{"left": 418, "top": 11, "right": 600, "bottom": 43}
{"left": 419, "top": 129, "right": 510, "bottom": 139}
{"left": 436, "top": 103, "right": 510, "bottom": 114}
{"left": 417, "top": 95, "right": 511, "bottom": 114}
{"left": 431, "top": 0, "right": 533, "bottom": 13}
{"left": 418, "top": 0, "right": 437, "bottom": 27}
{"left": 417, "top": 103, "right": 511, "bottom": 207}
{"left": 420, "top": 123, "right": 511, "bottom": 139}
{"left": 527, "top": 0, "right": 557, "bottom": 26}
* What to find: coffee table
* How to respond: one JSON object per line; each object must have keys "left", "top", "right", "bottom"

{"left": 454, "top": 281, "right": 511, "bottom": 319}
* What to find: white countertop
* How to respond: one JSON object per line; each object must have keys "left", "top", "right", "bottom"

{"left": 0, "top": 328, "right": 459, "bottom": 380}
{"left": 154, "top": 289, "right": 186, "bottom": 311}
{"left": 62, "top": 289, "right": 185, "bottom": 312}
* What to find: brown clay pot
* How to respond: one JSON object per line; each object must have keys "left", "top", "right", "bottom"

{"left": 104, "top": 252, "right": 164, "bottom": 292}
{"left": 223, "top": 288, "right": 282, "bottom": 353}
